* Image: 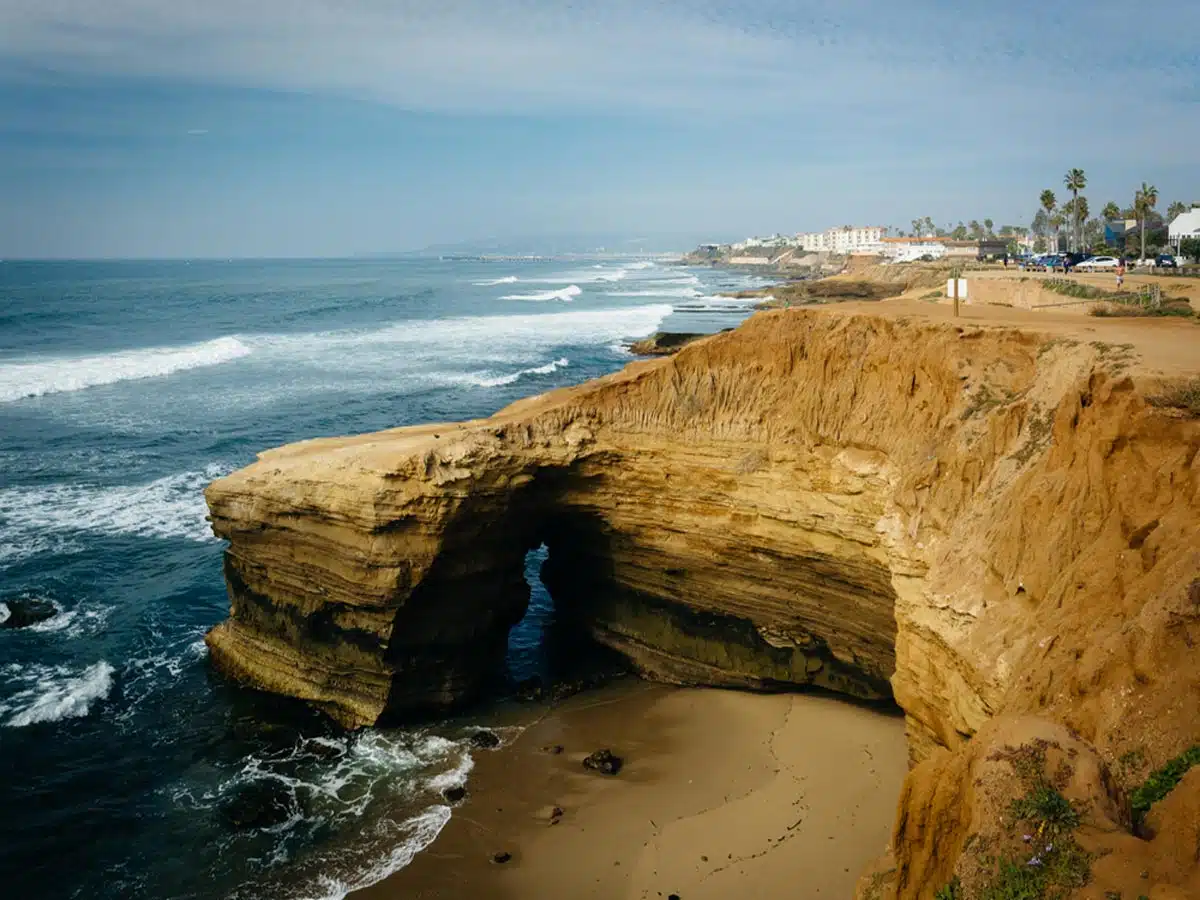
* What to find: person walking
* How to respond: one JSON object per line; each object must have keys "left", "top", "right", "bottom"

{"left": 1116, "top": 259, "right": 1126, "bottom": 290}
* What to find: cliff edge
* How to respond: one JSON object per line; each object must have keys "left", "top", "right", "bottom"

{"left": 204, "top": 309, "right": 1200, "bottom": 897}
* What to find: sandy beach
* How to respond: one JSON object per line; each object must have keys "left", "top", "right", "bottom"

{"left": 357, "top": 680, "right": 906, "bottom": 900}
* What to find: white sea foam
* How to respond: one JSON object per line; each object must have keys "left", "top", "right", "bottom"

{"left": 605, "top": 287, "right": 702, "bottom": 299}
{"left": 0, "top": 661, "right": 115, "bottom": 727}
{"left": 22, "top": 597, "right": 113, "bottom": 637}
{"left": 472, "top": 276, "right": 519, "bottom": 286}
{"left": 0, "top": 336, "right": 252, "bottom": 403}
{"left": 0, "top": 603, "right": 8, "bottom": 626}
{"left": 300, "top": 806, "right": 453, "bottom": 900}
{"left": 195, "top": 730, "right": 474, "bottom": 900}
{"left": 455, "top": 357, "right": 569, "bottom": 388}
{"left": 0, "top": 464, "right": 227, "bottom": 565}
{"left": 500, "top": 285, "right": 582, "bottom": 302}
{"left": 627, "top": 261, "right": 657, "bottom": 269}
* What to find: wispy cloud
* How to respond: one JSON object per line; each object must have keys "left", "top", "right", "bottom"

{"left": 186, "top": 128, "right": 208, "bottom": 135}
{"left": 1, "top": 1, "right": 1193, "bottom": 117}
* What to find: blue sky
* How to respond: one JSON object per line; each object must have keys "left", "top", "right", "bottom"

{"left": 0, "top": 0, "right": 1196, "bottom": 258}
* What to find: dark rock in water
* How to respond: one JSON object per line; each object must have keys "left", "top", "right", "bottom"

{"left": 442, "top": 786, "right": 467, "bottom": 804}
{"left": 469, "top": 729, "right": 501, "bottom": 749}
{"left": 628, "top": 332, "right": 707, "bottom": 356}
{"left": 541, "top": 744, "right": 565, "bottom": 755}
{"left": 0, "top": 598, "right": 58, "bottom": 630}
{"left": 221, "top": 780, "right": 297, "bottom": 830}
{"left": 491, "top": 851, "right": 512, "bottom": 864}
{"left": 582, "top": 749, "right": 623, "bottom": 775}
{"left": 514, "top": 676, "right": 544, "bottom": 702}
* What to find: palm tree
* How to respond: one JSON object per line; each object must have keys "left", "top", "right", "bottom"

{"left": 1135, "top": 182, "right": 1158, "bottom": 262}
{"left": 1049, "top": 214, "right": 1065, "bottom": 252}
{"left": 1040, "top": 189, "right": 1057, "bottom": 244}
{"left": 983, "top": 218, "right": 994, "bottom": 238}
{"left": 1102, "top": 201, "right": 1121, "bottom": 221}
{"left": 911, "top": 218, "right": 923, "bottom": 238}
{"left": 968, "top": 219, "right": 981, "bottom": 239}
{"left": 1167, "top": 200, "right": 1188, "bottom": 222}
{"left": 1063, "top": 169, "right": 1086, "bottom": 251}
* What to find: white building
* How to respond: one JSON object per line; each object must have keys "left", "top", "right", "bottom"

{"left": 1168, "top": 208, "right": 1200, "bottom": 251}
{"left": 795, "top": 225, "right": 888, "bottom": 254}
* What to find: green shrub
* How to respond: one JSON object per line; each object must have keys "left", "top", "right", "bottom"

{"left": 1146, "top": 378, "right": 1200, "bottom": 418}
{"left": 1130, "top": 745, "right": 1200, "bottom": 827}
{"left": 1010, "top": 784, "right": 1081, "bottom": 831}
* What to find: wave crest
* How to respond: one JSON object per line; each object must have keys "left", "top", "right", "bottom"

{"left": 0, "top": 336, "right": 251, "bottom": 403}
{"left": 459, "top": 357, "right": 569, "bottom": 388}
{"left": 500, "top": 285, "right": 582, "bottom": 302}
{"left": 0, "top": 661, "right": 115, "bottom": 727}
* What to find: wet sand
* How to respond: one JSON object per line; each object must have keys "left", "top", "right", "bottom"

{"left": 357, "top": 680, "right": 907, "bottom": 900}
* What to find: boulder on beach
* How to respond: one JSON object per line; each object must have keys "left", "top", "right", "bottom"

{"left": 583, "top": 749, "right": 623, "bottom": 775}
{"left": 0, "top": 598, "right": 59, "bottom": 630}
{"left": 442, "top": 785, "right": 467, "bottom": 804}
{"left": 469, "top": 729, "right": 501, "bottom": 749}
{"left": 534, "top": 804, "right": 564, "bottom": 825}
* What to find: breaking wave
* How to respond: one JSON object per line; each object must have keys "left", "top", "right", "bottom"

{"left": 0, "top": 336, "right": 252, "bottom": 403}
{"left": 472, "top": 276, "right": 519, "bottom": 286}
{"left": 0, "top": 661, "right": 115, "bottom": 727}
{"left": 455, "top": 357, "right": 570, "bottom": 388}
{"left": 500, "top": 285, "right": 582, "bottom": 302}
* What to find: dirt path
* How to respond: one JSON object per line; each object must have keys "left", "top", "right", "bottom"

{"left": 821, "top": 294, "right": 1199, "bottom": 377}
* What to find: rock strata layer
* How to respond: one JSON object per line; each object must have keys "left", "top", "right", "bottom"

{"left": 206, "top": 309, "right": 1200, "bottom": 895}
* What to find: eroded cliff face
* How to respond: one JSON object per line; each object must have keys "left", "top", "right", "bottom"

{"left": 205, "top": 309, "right": 1200, "bottom": 895}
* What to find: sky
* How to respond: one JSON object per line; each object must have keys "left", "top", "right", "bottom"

{"left": 0, "top": 0, "right": 1197, "bottom": 258}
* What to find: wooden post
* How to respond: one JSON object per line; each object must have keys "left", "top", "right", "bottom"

{"left": 952, "top": 272, "right": 960, "bottom": 317}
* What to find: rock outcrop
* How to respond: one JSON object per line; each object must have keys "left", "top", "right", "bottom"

{"left": 628, "top": 331, "right": 714, "bottom": 356}
{"left": 205, "top": 309, "right": 1200, "bottom": 895}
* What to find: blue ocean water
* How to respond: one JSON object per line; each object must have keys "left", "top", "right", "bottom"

{"left": 0, "top": 257, "right": 763, "bottom": 900}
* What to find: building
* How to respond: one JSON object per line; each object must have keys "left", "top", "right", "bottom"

{"left": 1103, "top": 218, "right": 1137, "bottom": 248}
{"left": 795, "top": 225, "right": 888, "bottom": 254}
{"left": 1168, "top": 208, "right": 1200, "bottom": 251}
{"left": 977, "top": 238, "right": 1010, "bottom": 260}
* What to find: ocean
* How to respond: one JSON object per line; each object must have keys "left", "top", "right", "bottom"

{"left": 0, "top": 256, "right": 765, "bottom": 900}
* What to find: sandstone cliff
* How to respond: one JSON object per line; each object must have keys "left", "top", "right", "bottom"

{"left": 205, "top": 309, "right": 1200, "bottom": 897}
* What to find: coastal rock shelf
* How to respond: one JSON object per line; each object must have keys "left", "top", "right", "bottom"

{"left": 206, "top": 309, "right": 1200, "bottom": 894}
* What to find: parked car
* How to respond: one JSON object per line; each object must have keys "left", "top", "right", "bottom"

{"left": 1155, "top": 254, "right": 1178, "bottom": 268}
{"left": 1075, "top": 255, "right": 1120, "bottom": 270}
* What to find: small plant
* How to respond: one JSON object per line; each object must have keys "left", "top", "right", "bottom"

{"left": 977, "top": 741, "right": 1093, "bottom": 898}
{"left": 1130, "top": 745, "right": 1200, "bottom": 828}
{"left": 1118, "top": 747, "right": 1147, "bottom": 778}
{"left": 1010, "top": 784, "right": 1080, "bottom": 831}
{"left": 935, "top": 876, "right": 963, "bottom": 899}
{"left": 1146, "top": 377, "right": 1200, "bottom": 418}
